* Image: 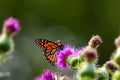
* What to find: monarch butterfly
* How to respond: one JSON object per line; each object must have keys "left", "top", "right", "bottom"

{"left": 35, "top": 39, "right": 64, "bottom": 65}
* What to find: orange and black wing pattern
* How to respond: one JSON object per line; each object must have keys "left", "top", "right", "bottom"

{"left": 35, "top": 39, "right": 56, "bottom": 48}
{"left": 35, "top": 39, "right": 63, "bottom": 65}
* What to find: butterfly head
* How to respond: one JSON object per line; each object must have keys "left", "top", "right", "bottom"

{"left": 55, "top": 40, "right": 62, "bottom": 46}
{"left": 55, "top": 40, "right": 64, "bottom": 50}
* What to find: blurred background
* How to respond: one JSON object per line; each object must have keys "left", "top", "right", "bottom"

{"left": 0, "top": 0, "right": 120, "bottom": 80}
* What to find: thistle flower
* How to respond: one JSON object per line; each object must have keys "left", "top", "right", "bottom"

{"left": 3, "top": 17, "right": 20, "bottom": 35}
{"left": 0, "top": 17, "right": 20, "bottom": 55}
{"left": 34, "top": 70, "right": 55, "bottom": 80}
{"left": 56, "top": 44, "right": 81, "bottom": 69}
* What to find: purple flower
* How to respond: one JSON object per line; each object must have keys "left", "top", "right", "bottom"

{"left": 34, "top": 76, "right": 42, "bottom": 80}
{"left": 56, "top": 44, "right": 77, "bottom": 69}
{"left": 34, "top": 70, "right": 55, "bottom": 80}
{"left": 3, "top": 17, "right": 20, "bottom": 35}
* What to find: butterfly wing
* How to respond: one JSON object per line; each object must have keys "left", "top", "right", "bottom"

{"left": 44, "top": 46, "right": 57, "bottom": 65}
{"left": 35, "top": 39, "right": 57, "bottom": 48}
{"left": 35, "top": 39, "right": 61, "bottom": 65}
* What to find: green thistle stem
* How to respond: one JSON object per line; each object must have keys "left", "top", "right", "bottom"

{"left": 79, "top": 62, "right": 96, "bottom": 80}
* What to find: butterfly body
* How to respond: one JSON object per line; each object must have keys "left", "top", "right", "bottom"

{"left": 35, "top": 39, "right": 64, "bottom": 65}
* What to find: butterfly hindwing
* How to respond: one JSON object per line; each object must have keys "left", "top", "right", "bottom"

{"left": 44, "top": 47, "right": 57, "bottom": 65}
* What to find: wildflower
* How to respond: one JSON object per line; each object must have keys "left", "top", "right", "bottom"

{"left": 34, "top": 70, "right": 55, "bottom": 80}
{"left": 3, "top": 17, "right": 20, "bottom": 35}
{"left": 88, "top": 35, "right": 102, "bottom": 48}
{"left": 0, "top": 17, "right": 20, "bottom": 54}
{"left": 56, "top": 44, "right": 76, "bottom": 69}
{"left": 56, "top": 44, "right": 84, "bottom": 69}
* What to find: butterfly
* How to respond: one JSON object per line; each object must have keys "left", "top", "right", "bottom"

{"left": 35, "top": 39, "right": 64, "bottom": 65}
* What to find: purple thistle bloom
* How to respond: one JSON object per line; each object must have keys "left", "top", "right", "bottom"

{"left": 56, "top": 44, "right": 77, "bottom": 69}
{"left": 34, "top": 70, "right": 55, "bottom": 80}
{"left": 3, "top": 17, "right": 20, "bottom": 35}
{"left": 34, "top": 76, "right": 42, "bottom": 80}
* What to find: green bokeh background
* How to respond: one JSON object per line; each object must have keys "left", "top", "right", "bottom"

{"left": 0, "top": 0, "right": 120, "bottom": 80}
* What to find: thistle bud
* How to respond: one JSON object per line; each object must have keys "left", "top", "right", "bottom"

{"left": 104, "top": 60, "right": 117, "bottom": 75}
{"left": 83, "top": 47, "right": 98, "bottom": 62}
{"left": 88, "top": 35, "right": 102, "bottom": 48}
